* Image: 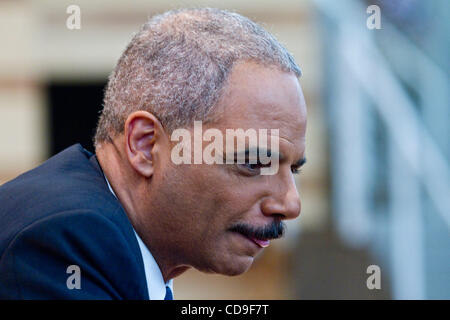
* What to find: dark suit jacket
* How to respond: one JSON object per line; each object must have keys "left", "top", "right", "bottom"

{"left": 0, "top": 144, "right": 148, "bottom": 299}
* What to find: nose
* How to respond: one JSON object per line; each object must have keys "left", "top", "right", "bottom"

{"left": 260, "top": 175, "right": 301, "bottom": 220}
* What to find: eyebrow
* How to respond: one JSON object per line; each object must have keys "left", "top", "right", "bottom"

{"left": 276, "top": 152, "right": 306, "bottom": 167}
{"left": 232, "top": 148, "right": 306, "bottom": 166}
{"left": 231, "top": 147, "right": 279, "bottom": 159}
{"left": 237, "top": 147, "right": 275, "bottom": 157}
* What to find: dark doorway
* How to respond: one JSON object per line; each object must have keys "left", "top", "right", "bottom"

{"left": 48, "top": 81, "right": 107, "bottom": 156}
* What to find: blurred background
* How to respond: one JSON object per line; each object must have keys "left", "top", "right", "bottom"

{"left": 0, "top": 0, "right": 448, "bottom": 299}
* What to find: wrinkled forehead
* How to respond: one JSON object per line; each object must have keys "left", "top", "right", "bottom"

{"left": 211, "top": 62, "right": 307, "bottom": 144}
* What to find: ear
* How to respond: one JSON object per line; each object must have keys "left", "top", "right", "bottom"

{"left": 124, "top": 111, "right": 165, "bottom": 178}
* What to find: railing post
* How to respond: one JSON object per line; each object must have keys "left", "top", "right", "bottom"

{"left": 388, "top": 137, "right": 425, "bottom": 299}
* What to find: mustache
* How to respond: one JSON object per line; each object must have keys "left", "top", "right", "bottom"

{"left": 229, "top": 220, "right": 286, "bottom": 241}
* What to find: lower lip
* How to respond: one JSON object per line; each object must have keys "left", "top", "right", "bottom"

{"left": 251, "top": 238, "right": 270, "bottom": 248}
{"left": 233, "top": 232, "right": 270, "bottom": 248}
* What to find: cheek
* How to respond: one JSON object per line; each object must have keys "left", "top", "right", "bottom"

{"left": 160, "top": 164, "right": 263, "bottom": 239}
{"left": 157, "top": 165, "right": 227, "bottom": 231}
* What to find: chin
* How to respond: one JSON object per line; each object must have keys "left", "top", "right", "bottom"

{"left": 193, "top": 236, "right": 258, "bottom": 276}
{"left": 211, "top": 255, "right": 254, "bottom": 276}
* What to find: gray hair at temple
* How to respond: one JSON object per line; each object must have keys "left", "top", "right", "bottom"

{"left": 94, "top": 7, "right": 302, "bottom": 147}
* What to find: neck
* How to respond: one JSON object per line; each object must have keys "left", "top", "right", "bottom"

{"left": 96, "top": 138, "right": 139, "bottom": 226}
{"left": 95, "top": 138, "right": 190, "bottom": 282}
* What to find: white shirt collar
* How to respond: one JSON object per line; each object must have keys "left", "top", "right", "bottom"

{"left": 103, "top": 173, "right": 173, "bottom": 300}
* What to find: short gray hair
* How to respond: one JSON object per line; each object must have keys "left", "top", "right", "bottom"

{"left": 94, "top": 7, "right": 301, "bottom": 147}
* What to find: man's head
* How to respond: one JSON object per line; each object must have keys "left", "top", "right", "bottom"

{"left": 94, "top": 8, "right": 307, "bottom": 279}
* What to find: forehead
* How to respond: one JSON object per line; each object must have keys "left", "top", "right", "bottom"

{"left": 211, "top": 61, "right": 307, "bottom": 147}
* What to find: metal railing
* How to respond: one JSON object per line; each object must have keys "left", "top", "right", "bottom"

{"left": 313, "top": 0, "right": 450, "bottom": 299}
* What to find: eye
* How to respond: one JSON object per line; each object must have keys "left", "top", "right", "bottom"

{"left": 242, "top": 163, "right": 262, "bottom": 171}
{"left": 237, "top": 160, "right": 270, "bottom": 175}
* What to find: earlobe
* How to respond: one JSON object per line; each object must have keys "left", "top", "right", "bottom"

{"left": 124, "top": 111, "right": 160, "bottom": 178}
